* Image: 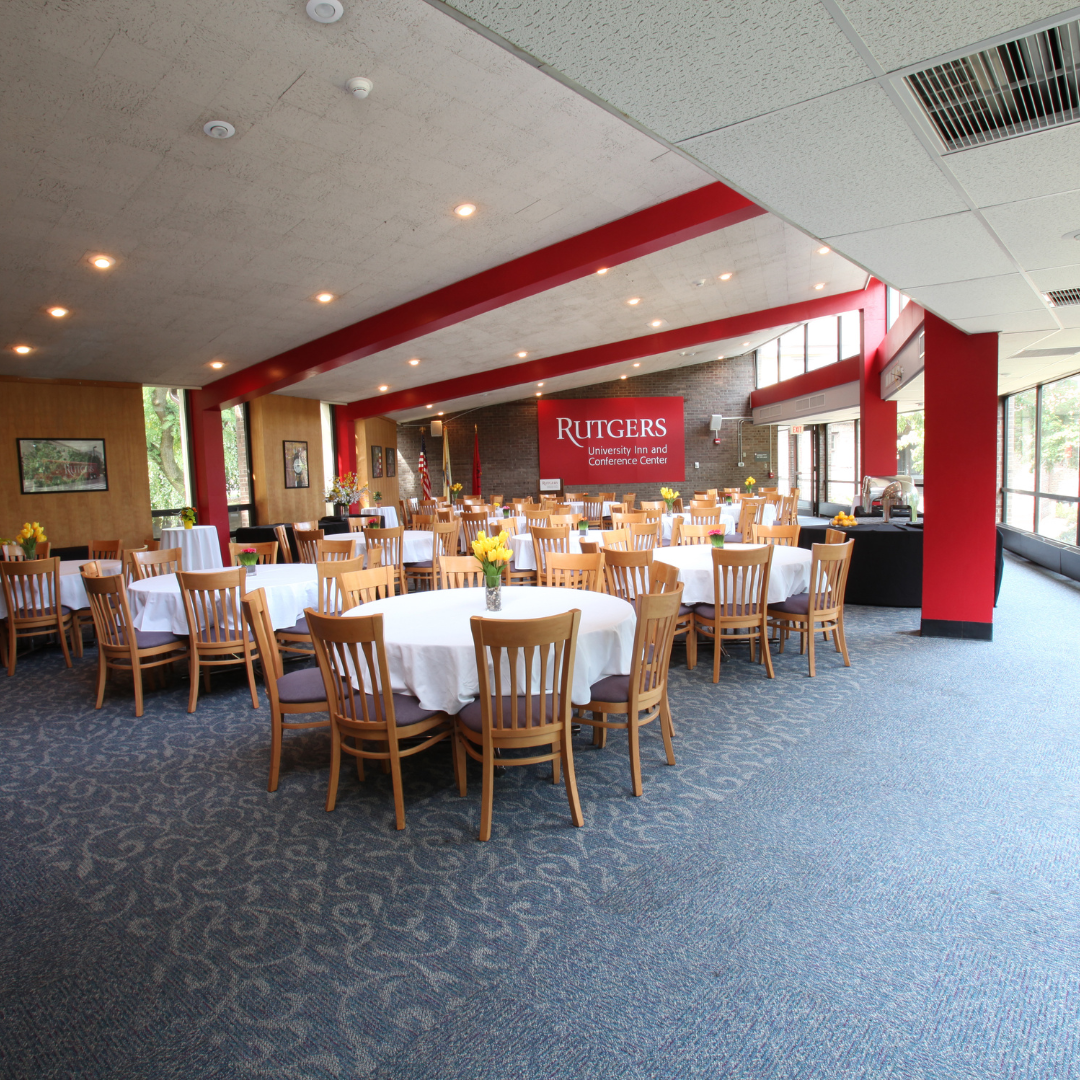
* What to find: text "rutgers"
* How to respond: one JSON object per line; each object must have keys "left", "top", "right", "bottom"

{"left": 556, "top": 417, "right": 668, "bottom": 446}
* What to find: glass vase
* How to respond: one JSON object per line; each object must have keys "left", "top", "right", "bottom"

{"left": 485, "top": 579, "right": 502, "bottom": 611}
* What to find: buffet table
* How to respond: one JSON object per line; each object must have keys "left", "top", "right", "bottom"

{"left": 798, "top": 523, "right": 922, "bottom": 607}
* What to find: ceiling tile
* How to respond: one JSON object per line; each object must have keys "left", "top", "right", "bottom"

{"left": 906, "top": 273, "right": 1048, "bottom": 320}
{"left": 981, "top": 192, "right": 1080, "bottom": 271}
{"left": 950, "top": 309, "right": 1059, "bottom": 335}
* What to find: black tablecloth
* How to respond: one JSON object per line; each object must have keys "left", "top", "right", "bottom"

{"left": 798, "top": 523, "right": 923, "bottom": 607}
{"left": 235, "top": 520, "right": 350, "bottom": 561}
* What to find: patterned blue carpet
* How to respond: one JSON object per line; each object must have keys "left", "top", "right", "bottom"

{"left": 2, "top": 554, "right": 1079, "bottom": 1079}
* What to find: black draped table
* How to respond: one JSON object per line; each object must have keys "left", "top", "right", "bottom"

{"left": 798, "top": 523, "right": 923, "bottom": 607}
{"left": 235, "top": 519, "right": 350, "bottom": 561}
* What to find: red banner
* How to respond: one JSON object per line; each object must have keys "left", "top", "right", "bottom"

{"left": 537, "top": 397, "right": 685, "bottom": 485}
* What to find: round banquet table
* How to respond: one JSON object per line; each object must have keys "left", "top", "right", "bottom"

{"left": 652, "top": 543, "right": 811, "bottom": 606}
{"left": 0, "top": 559, "right": 122, "bottom": 619}
{"left": 798, "top": 523, "right": 921, "bottom": 607}
{"left": 160, "top": 525, "right": 223, "bottom": 571}
{"left": 341, "top": 586, "right": 636, "bottom": 714}
{"left": 350, "top": 530, "right": 433, "bottom": 564}
{"left": 351, "top": 506, "right": 399, "bottom": 528}
{"left": 507, "top": 531, "right": 605, "bottom": 571}
{"left": 128, "top": 564, "right": 318, "bottom": 634}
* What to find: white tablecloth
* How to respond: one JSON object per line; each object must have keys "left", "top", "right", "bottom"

{"left": 341, "top": 586, "right": 636, "bottom": 714}
{"left": 160, "top": 525, "right": 223, "bottom": 571}
{"left": 355, "top": 507, "right": 399, "bottom": 528}
{"left": 661, "top": 504, "right": 776, "bottom": 539}
{"left": 652, "top": 544, "right": 810, "bottom": 606}
{"left": 351, "top": 530, "right": 433, "bottom": 564}
{"left": 508, "top": 530, "right": 604, "bottom": 571}
{"left": 566, "top": 501, "right": 619, "bottom": 517}
{"left": 128, "top": 564, "right": 318, "bottom": 634}
{"left": 0, "top": 560, "right": 122, "bottom": 619}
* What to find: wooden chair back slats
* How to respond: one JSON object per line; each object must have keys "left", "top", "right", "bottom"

{"left": 581, "top": 498, "right": 605, "bottom": 528}
{"left": 411, "top": 514, "right": 435, "bottom": 529}
{"left": 339, "top": 566, "right": 397, "bottom": 608}
{"left": 648, "top": 559, "right": 680, "bottom": 593}
{"left": 737, "top": 498, "right": 768, "bottom": 538}
{"left": 88, "top": 540, "right": 121, "bottom": 560}
{"left": 749, "top": 523, "right": 801, "bottom": 547}
{"left": 544, "top": 552, "right": 604, "bottom": 591}
{"left": 824, "top": 528, "right": 847, "bottom": 545}
{"left": 2, "top": 542, "right": 53, "bottom": 561}
{"left": 621, "top": 493, "right": 636, "bottom": 510}
{"left": 713, "top": 546, "right": 773, "bottom": 619}
{"left": 603, "top": 548, "right": 653, "bottom": 602}
{"left": 600, "top": 528, "right": 630, "bottom": 551}
{"left": 578, "top": 539, "right": 601, "bottom": 555}
{"left": 610, "top": 512, "right": 646, "bottom": 526}
{"left": 640, "top": 501, "right": 665, "bottom": 511}
{"left": 628, "top": 522, "right": 661, "bottom": 551}
{"left": 273, "top": 525, "right": 294, "bottom": 563}
{"left": 808, "top": 542, "right": 853, "bottom": 617}
{"left": 363, "top": 527, "right": 404, "bottom": 589}
{"left": 318, "top": 556, "right": 366, "bottom": 615}
{"left": 439, "top": 555, "right": 496, "bottom": 590}
{"left": 1, "top": 557, "right": 74, "bottom": 674}
{"left": 690, "top": 509, "right": 723, "bottom": 526}
{"left": 524, "top": 511, "right": 551, "bottom": 529}
{"left": 132, "top": 548, "right": 183, "bottom": 579}
{"left": 228, "top": 541, "right": 279, "bottom": 566}
{"left": 294, "top": 530, "right": 325, "bottom": 564}
{"left": 677, "top": 523, "right": 713, "bottom": 545}
{"left": 177, "top": 569, "right": 249, "bottom": 645}
{"left": 668, "top": 516, "right": 684, "bottom": 547}
{"left": 530, "top": 525, "right": 571, "bottom": 581}
{"left": 315, "top": 538, "right": 356, "bottom": 562}
{"left": 548, "top": 514, "right": 576, "bottom": 527}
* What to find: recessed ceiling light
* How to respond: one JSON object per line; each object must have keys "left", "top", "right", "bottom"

{"left": 378, "top": 385, "right": 388, "bottom": 392}
{"left": 717, "top": 354, "right": 725, "bottom": 359}
{"left": 620, "top": 374, "right": 627, "bottom": 380}
{"left": 596, "top": 267, "right": 609, "bottom": 275}
{"left": 817, "top": 246, "right": 830, "bottom": 255}
{"left": 649, "top": 319, "right": 664, "bottom": 328}
{"left": 632, "top": 362, "right": 640, "bottom": 367}
{"left": 742, "top": 341, "right": 751, "bottom": 347}
{"left": 426, "top": 404, "right": 433, "bottom": 409}
{"left": 517, "top": 351, "right": 527, "bottom": 358}
{"left": 454, "top": 203, "right": 476, "bottom": 217}
{"left": 202, "top": 120, "right": 235, "bottom": 140}
{"left": 814, "top": 282, "right": 825, "bottom": 290}
{"left": 315, "top": 292, "right": 334, "bottom": 303}
{"left": 438, "top": 411, "right": 444, "bottom": 416}
{"left": 626, "top": 297, "right": 641, "bottom": 306}
{"left": 537, "top": 382, "right": 544, "bottom": 387}
{"left": 306, "top": 0, "right": 344, "bottom": 23}
{"left": 535, "top": 392, "right": 542, "bottom": 397}
{"left": 719, "top": 272, "right": 733, "bottom": 281}
{"left": 47, "top": 306, "right": 68, "bottom": 318}
{"left": 12, "top": 344, "right": 32, "bottom": 355}
{"left": 209, "top": 361, "right": 225, "bottom": 369}
{"left": 91, "top": 255, "right": 114, "bottom": 270}
{"left": 408, "top": 358, "right": 420, "bottom": 365}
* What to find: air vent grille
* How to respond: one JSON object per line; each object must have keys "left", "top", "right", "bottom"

{"left": 1046, "top": 288, "right": 1080, "bottom": 306}
{"left": 906, "top": 20, "right": 1080, "bottom": 151}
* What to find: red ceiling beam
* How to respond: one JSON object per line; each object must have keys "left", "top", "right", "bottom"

{"left": 344, "top": 288, "right": 870, "bottom": 420}
{"left": 198, "top": 182, "right": 765, "bottom": 410}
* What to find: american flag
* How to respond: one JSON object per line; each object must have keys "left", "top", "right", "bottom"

{"left": 418, "top": 432, "right": 432, "bottom": 499}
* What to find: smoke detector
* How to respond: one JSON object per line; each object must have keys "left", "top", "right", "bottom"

{"left": 203, "top": 120, "right": 235, "bottom": 139}
{"left": 306, "top": 0, "right": 343, "bottom": 22}
{"left": 345, "top": 77, "right": 373, "bottom": 98}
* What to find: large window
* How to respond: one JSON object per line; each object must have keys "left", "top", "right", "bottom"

{"left": 826, "top": 420, "right": 857, "bottom": 505}
{"left": 1004, "top": 378, "right": 1080, "bottom": 543}
{"left": 795, "top": 427, "right": 813, "bottom": 503}
{"left": 321, "top": 402, "right": 336, "bottom": 513}
{"left": 222, "top": 404, "right": 253, "bottom": 532}
{"left": 143, "top": 387, "right": 193, "bottom": 535}
{"left": 755, "top": 311, "right": 861, "bottom": 388}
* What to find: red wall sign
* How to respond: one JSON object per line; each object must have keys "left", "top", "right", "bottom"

{"left": 537, "top": 397, "right": 685, "bottom": 484}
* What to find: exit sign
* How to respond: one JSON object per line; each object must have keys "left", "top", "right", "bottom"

{"left": 790, "top": 425, "right": 804, "bottom": 433}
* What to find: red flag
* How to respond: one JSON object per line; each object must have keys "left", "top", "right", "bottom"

{"left": 419, "top": 432, "right": 431, "bottom": 499}
{"left": 471, "top": 426, "right": 482, "bottom": 497}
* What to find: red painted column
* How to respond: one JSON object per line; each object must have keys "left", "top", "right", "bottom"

{"left": 333, "top": 406, "right": 360, "bottom": 513}
{"left": 187, "top": 391, "right": 231, "bottom": 559}
{"left": 860, "top": 280, "right": 897, "bottom": 476}
{"left": 921, "top": 313, "right": 998, "bottom": 639}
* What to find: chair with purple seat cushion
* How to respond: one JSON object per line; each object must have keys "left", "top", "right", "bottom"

{"left": 455, "top": 608, "right": 583, "bottom": 842}
{"left": 693, "top": 544, "right": 775, "bottom": 682}
{"left": 306, "top": 607, "right": 456, "bottom": 829}
{"left": 649, "top": 560, "right": 696, "bottom": 671}
{"left": 81, "top": 570, "right": 187, "bottom": 716}
{"left": 1, "top": 557, "right": 76, "bottom": 677}
{"left": 242, "top": 589, "right": 328, "bottom": 792}
{"left": 576, "top": 586, "right": 682, "bottom": 796}
{"left": 767, "top": 539, "right": 854, "bottom": 677}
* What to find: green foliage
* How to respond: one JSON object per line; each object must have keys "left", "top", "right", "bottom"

{"left": 1038, "top": 376, "right": 1079, "bottom": 491}
{"left": 143, "top": 387, "right": 188, "bottom": 510}
{"left": 897, "top": 411, "right": 924, "bottom": 476}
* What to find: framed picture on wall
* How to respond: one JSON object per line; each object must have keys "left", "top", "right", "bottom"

{"left": 283, "top": 440, "right": 309, "bottom": 488}
{"left": 371, "top": 444, "right": 383, "bottom": 479}
{"left": 385, "top": 447, "right": 396, "bottom": 477}
{"left": 17, "top": 438, "right": 108, "bottom": 494}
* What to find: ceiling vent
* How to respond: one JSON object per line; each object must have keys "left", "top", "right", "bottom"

{"left": 906, "top": 19, "right": 1080, "bottom": 151}
{"left": 1046, "top": 288, "right": 1080, "bottom": 306}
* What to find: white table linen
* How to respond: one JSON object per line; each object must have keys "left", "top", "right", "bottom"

{"left": 128, "top": 564, "right": 318, "bottom": 634}
{"left": 341, "top": 586, "right": 636, "bottom": 714}
{"left": 652, "top": 543, "right": 810, "bottom": 606}
{"left": 160, "top": 525, "right": 223, "bottom": 571}
{"left": 507, "top": 530, "right": 604, "bottom": 571}
{"left": 351, "top": 530, "right": 433, "bottom": 564}
{"left": 0, "top": 560, "right": 122, "bottom": 619}
{"left": 354, "top": 506, "right": 399, "bottom": 528}
{"left": 566, "top": 501, "right": 619, "bottom": 517}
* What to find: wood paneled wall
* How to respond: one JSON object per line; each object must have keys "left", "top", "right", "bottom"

{"left": 249, "top": 394, "right": 325, "bottom": 525}
{"left": 0, "top": 376, "right": 152, "bottom": 549}
{"left": 355, "top": 416, "right": 400, "bottom": 511}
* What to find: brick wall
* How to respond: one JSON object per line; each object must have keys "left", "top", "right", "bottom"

{"left": 397, "top": 351, "right": 774, "bottom": 503}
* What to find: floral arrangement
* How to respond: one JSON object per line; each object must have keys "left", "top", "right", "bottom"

{"left": 15, "top": 521, "right": 46, "bottom": 558}
{"left": 660, "top": 486, "right": 679, "bottom": 511}
{"left": 180, "top": 506, "right": 197, "bottom": 526}
{"left": 449, "top": 482, "right": 463, "bottom": 502}
{"left": 578, "top": 517, "right": 589, "bottom": 532}
{"left": 326, "top": 473, "right": 368, "bottom": 506}
{"left": 372, "top": 491, "right": 382, "bottom": 504}
{"left": 708, "top": 527, "right": 725, "bottom": 548}
{"left": 743, "top": 476, "right": 756, "bottom": 493}
{"left": 471, "top": 530, "right": 512, "bottom": 586}
{"left": 237, "top": 547, "right": 259, "bottom": 567}
{"left": 366, "top": 517, "right": 380, "bottom": 529}
{"left": 830, "top": 511, "right": 857, "bottom": 528}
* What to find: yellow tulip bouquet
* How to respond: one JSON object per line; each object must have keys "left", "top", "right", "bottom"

{"left": 744, "top": 476, "right": 757, "bottom": 494}
{"left": 660, "top": 486, "right": 679, "bottom": 512}
{"left": 471, "top": 530, "right": 512, "bottom": 588}
{"left": 16, "top": 521, "right": 46, "bottom": 559}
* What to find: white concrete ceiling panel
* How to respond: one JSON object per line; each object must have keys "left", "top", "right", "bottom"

{"left": 681, "top": 81, "right": 967, "bottom": 237}
{"left": 835, "top": 1, "right": 1071, "bottom": 71}
{"left": 980, "top": 192, "right": 1080, "bottom": 272}
{"left": 906, "top": 273, "right": 1049, "bottom": 320}
{"left": 952, "top": 310, "right": 1059, "bottom": 335}
{"left": 824, "top": 212, "right": 1016, "bottom": 289}
{"left": 448, "top": 1, "right": 869, "bottom": 142}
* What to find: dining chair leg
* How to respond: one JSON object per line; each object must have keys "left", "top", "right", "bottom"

{"left": 592, "top": 713, "right": 607, "bottom": 748}
{"left": 836, "top": 616, "right": 851, "bottom": 667}
{"left": 71, "top": 617, "right": 84, "bottom": 659}
{"left": 686, "top": 621, "right": 697, "bottom": 669}
{"left": 807, "top": 622, "right": 817, "bottom": 678}
{"left": 187, "top": 655, "right": 200, "bottom": 712}
{"left": 628, "top": 714, "right": 643, "bottom": 797}
{"left": 551, "top": 741, "right": 561, "bottom": 785}
{"left": 94, "top": 648, "right": 108, "bottom": 708}
{"left": 562, "top": 727, "right": 584, "bottom": 827}
{"left": 453, "top": 729, "right": 467, "bottom": 796}
{"left": 132, "top": 659, "right": 145, "bottom": 718}
{"left": 389, "top": 748, "right": 406, "bottom": 831}
{"left": 325, "top": 726, "right": 343, "bottom": 811}
{"left": 479, "top": 745, "right": 496, "bottom": 842}
{"left": 57, "top": 616, "right": 73, "bottom": 669}
{"left": 244, "top": 650, "right": 259, "bottom": 709}
{"left": 659, "top": 703, "right": 676, "bottom": 766}
{"left": 268, "top": 710, "right": 283, "bottom": 792}
{"left": 760, "top": 622, "right": 775, "bottom": 679}
{"left": 712, "top": 628, "right": 722, "bottom": 683}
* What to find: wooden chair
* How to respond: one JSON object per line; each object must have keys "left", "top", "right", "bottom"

{"left": 143, "top": 538, "right": 161, "bottom": 552}
{"left": 242, "top": 588, "right": 329, "bottom": 792}
{"left": 524, "top": 510, "right": 551, "bottom": 530}
{"left": 775, "top": 494, "right": 797, "bottom": 526}
{"left": 603, "top": 548, "right": 653, "bottom": 603}
{"left": 690, "top": 509, "right": 723, "bottom": 527}
{"left": 439, "top": 554, "right": 502, "bottom": 590}
{"left": 405, "top": 520, "right": 459, "bottom": 592}
{"left": 307, "top": 609, "right": 456, "bottom": 828}
{"left": 131, "top": 547, "right": 182, "bottom": 580}
{"left": 759, "top": 486, "right": 778, "bottom": 493}
{"left": 436, "top": 507, "right": 455, "bottom": 523}
{"left": 648, "top": 559, "right": 696, "bottom": 668}
{"left": 621, "top": 492, "right": 636, "bottom": 510}
{"left": 640, "top": 500, "right": 665, "bottom": 512}
{"left": 411, "top": 513, "right": 435, "bottom": 530}
{"left": 693, "top": 545, "right": 775, "bottom": 683}
{"left": 294, "top": 529, "right": 325, "bottom": 564}
{"left": 81, "top": 571, "right": 187, "bottom": 716}
{"left": 735, "top": 498, "right": 768, "bottom": 543}
{"left": 576, "top": 586, "right": 682, "bottom": 793}
{"left": 768, "top": 541, "right": 854, "bottom": 677}
{"left": 228, "top": 540, "right": 278, "bottom": 566}
{"left": 121, "top": 547, "right": 147, "bottom": 585}
{"left": 1, "top": 542, "right": 53, "bottom": 561}
{"left": 530, "top": 525, "right": 570, "bottom": 583}
{"left": 749, "top": 523, "right": 801, "bottom": 546}
{"left": 339, "top": 565, "right": 396, "bottom": 608}
{"left": 610, "top": 512, "right": 646, "bottom": 527}
{"left": 315, "top": 538, "right": 356, "bottom": 562}
{"left": 825, "top": 528, "right": 847, "bottom": 544}
{"left": 582, "top": 497, "right": 605, "bottom": 529}
{"left": 668, "top": 516, "right": 684, "bottom": 547}
{"left": 177, "top": 568, "right": 259, "bottom": 712}
{"left": 88, "top": 540, "right": 121, "bottom": 560}
{"left": 549, "top": 514, "right": 576, "bottom": 527}
{"left": 628, "top": 522, "right": 661, "bottom": 551}
{"left": 598, "top": 491, "right": 615, "bottom": 502}
{"left": 0, "top": 557, "right": 74, "bottom": 676}
{"left": 455, "top": 609, "right": 583, "bottom": 842}
{"left": 677, "top": 523, "right": 713, "bottom": 545}
{"left": 274, "top": 525, "right": 294, "bottom": 563}
{"left": 317, "top": 556, "right": 366, "bottom": 616}
{"left": 689, "top": 499, "right": 717, "bottom": 509}
{"left": 545, "top": 551, "right": 603, "bottom": 591}
{"left": 418, "top": 499, "right": 439, "bottom": 516}
{"left": 362, "top": 526, "right": 405, "bottom": 595}
{"left": 600, "top": 528, "right": 630, "bottom": 551}
{"left": 460, "top": 512, "right": 490, "bottom": 548}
